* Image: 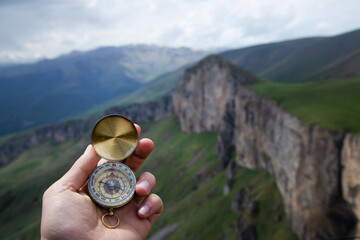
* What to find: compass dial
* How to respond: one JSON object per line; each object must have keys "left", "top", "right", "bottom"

{"left": 88, "top": 162, "right": 136, "bottom": 208}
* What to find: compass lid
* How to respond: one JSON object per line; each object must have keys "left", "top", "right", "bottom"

{"left": 91, "top": 115, "right": 138, "bottom": 161}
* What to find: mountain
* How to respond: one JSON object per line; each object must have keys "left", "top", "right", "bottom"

{"left": 79, "top": 64, "right": 188, "bottom": 117}
{"left": 310, "top": 49, "right": 360, "bottom": 80}
{"left": 0, "top": 45, "right": 208, "bottom": 136}
{"left": 2, "top": 55, "right": 360, "bottom": 239}
{"left": 2, "top": 28, "right": 360, "bottom": 240}
{"left": 221, "top": 28, "right": 360, "bottom": 82}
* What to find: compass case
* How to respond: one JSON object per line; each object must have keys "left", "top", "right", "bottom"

{"left": 91, "top": 115, "right": 138, "bottom": 161}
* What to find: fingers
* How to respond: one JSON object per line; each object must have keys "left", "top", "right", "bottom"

{"left": 59, "top": 145, "right": 98, "bottom": 190}
{"left": 124, "top": 138, "right": 154, "bottom": 173}
{"left": 132, "top": 172, "right": 156, "bottom": 205}
{"left": 96, "top": 123, "right": 152, "bottom": 174}
{"left": 54, "top": 123, "right": 148, "bottom": 192}
{"left": 134, "top": 172, "right": 162, "bottom": 225}
{"left": 137, "top": 194, "right": 163, "bottom": 225}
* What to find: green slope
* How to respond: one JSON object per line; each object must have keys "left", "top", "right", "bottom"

{"left": 265, "top": 29, "right": 360, "bottom": 83}
{"left": 0, "top": 116, "right": 297, "bottom": 239}
{"left": 222, "top": 29, "right": 360, "bottom": 83}
{"left": 142, "top": 117, "right": 297, "bottom": 240}
{"left": 0, "top": 139, "right": 87, "bottom": 240}
{"left": 309, "top": 49, "right": 360, "bottom": 81}
{"left": 250, "top": 77, "right": 360, "bottom": 133}
{"left": 221, "top": 37, "right": 323, "bottom": 77}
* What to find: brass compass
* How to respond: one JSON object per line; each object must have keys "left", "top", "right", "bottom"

{"left": 88, "top": 115, "right": 138, "bottom": 228}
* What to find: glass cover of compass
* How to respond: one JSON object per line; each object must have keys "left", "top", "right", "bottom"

{"left": 89, "top": 115, "right": 138, "bottom": 208}
{"left": 88, "top": 161, "right": 136, "bottom": 208}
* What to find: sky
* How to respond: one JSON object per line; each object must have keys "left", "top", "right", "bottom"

{"left": 0, "top": 0, "right": 359, "bottom": 64}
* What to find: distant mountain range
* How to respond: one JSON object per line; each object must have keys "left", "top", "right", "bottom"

{"left": 0, "top": 45, "right": 208, "bottom": 136}
{"left": 114, "top": 28, "right": 360, "bottom": 108}
{"left": 1, "top": 28, "right": 360, "bottom": 137}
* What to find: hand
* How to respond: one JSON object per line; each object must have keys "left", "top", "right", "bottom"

{"left": 41, "top": 124, "right": 163, "bottom": 240}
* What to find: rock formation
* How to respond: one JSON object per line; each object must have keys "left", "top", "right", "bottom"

{"left": 173, "top": 55, "right": 360, "bottom": 239}
{"left": 232, "top": 186, "right": 258, "bottom": 240}
{"left": 342, "top": 135, "right": 360, "bottom": 235}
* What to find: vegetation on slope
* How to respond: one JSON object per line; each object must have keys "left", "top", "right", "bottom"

{"left": 222, "top": 29, "right": 360, "bottom": 83}
{"left": 0, "top": 116, "right": 297, "bottom": 239}
{"left": 138, "top": 117, "right": 297, "bottom": 239}
{"left": 221, "top": 37, "right": 323, "bottom": 78}
{"left": 310, "top": 49, "right": 360, "bottom": 81}
{"left": 250, "top": 77, "right": 360, "bottom": 133}
{"left": 0, "top": 138, "right": 88, "bottom": 240}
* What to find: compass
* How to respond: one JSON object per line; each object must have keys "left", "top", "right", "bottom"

{"left": 88, "top": 161, "right": 136, "bottom": 208}
{"left": 88, "top": 115, "right": 138, "bottom": 228}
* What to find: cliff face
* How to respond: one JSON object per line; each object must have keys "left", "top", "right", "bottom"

{"left": 173, "top": 55, "right": 255, "bottom": 133}
{"left": 342, "top": 135, "right": 360, "bottom": 235}
{"left": 0, "top": 95, "right": 173, "bottom": 167}
{"left": 173, "top": 55, "right": 359, "bottom": 239}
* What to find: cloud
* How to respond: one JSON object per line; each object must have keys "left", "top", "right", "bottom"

{"left": 0, "top": 0, "right": 359, "bottom": 63}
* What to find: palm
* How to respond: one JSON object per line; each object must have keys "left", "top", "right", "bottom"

{"left": 41, "top": 131, "right": 162, "bottom": 240}
{"left": 52, "top": 189, "right": 151, "bottom": 239}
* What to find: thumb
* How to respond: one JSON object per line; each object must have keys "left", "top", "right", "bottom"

{"left": 59, "top": 145, "right": 98, "bottom": 190}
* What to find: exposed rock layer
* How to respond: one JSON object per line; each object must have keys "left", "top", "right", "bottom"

{"left": 173, "top": 55, "right": 360, "bottom": 239}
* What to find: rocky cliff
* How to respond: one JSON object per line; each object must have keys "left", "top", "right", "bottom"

{"left": 0, "top": 95, "right": 173, "bottom": 167}
{"left": 173, "top": 55, "right": 360, "bottom": 239}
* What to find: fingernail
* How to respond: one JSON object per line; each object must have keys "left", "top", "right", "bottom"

{"left": 139, "top": 205, "right": 150, "bottom": 216}
{"left": 138, "top": 180, "right": 151, "bottom": 193}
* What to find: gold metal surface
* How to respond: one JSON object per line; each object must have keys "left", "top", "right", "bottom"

{"left": 101, "top": 208, "right": 120, "bottom": 229}
{"left": 91, "top": 115, "right": 138, "bottom": 161}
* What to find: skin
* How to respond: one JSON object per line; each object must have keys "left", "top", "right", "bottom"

{"left": 41, "top": 124, "right": 163, "bottom": 240}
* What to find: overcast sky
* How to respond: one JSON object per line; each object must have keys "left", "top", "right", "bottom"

{"left": 0, "top": 0, "right": 359, "bottom": 64}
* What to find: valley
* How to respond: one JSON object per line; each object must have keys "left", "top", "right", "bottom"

{"left": 1, "top": 28, "right": 360, "bottom": 240}
{"left": 0, "top": 117, "right": 298, "bottom": 240}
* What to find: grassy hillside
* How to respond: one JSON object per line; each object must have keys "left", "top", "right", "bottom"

{"left": 142, "top": 117, "right": 297, "bottom": 240}
{"left": 221, "top": 37, "right": 322, "bottom": 77}
{"left": 222, "top": 29, "right": 360, "bottom": 83}
{"left": 0, "top": 116, "right": 297, "bottom": 239}
{"left": 250, "top": 77, "right": 360, "bottom": 133}
{"left": 0, "top": 138, "right": 88, "bottom": 239}
{"left": 310, "top": 49, "right": 360, "bottom": 80}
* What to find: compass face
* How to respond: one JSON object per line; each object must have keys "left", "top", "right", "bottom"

{"left": 88, "top": 162, "right": 136, "bottom": 208}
